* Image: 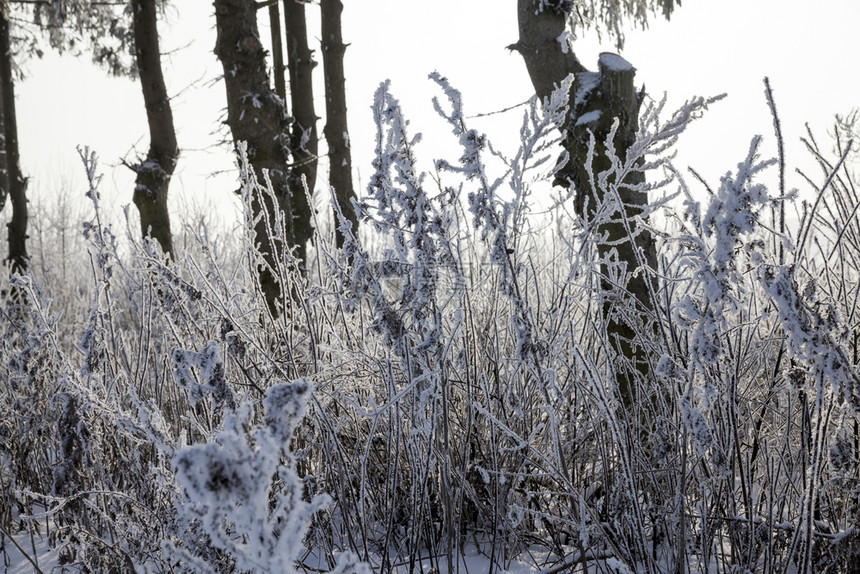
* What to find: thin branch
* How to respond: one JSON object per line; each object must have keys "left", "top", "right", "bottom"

{"left": 795, "top": 140, "right": 853, "bottom": 262}
{"left": 466, "top": 98, "right": 530, "bottom": 119}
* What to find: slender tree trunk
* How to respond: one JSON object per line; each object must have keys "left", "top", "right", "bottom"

{"left": 268, "top": 1, "right": 287, "bottom": 104}
{"left": 0, "top": 82, "right": 5, "bottom": 215}
{"left": 0, "top": 9, "right": 27, "bottom": 275}
{"left": 283, "top": 0, "right": 317, "bottom": 265}
{"left": 320, "top": 0, "right": 356, "bottom": 248}
{"left": 213, "top": 0, "right": 294, "bottom": 316}
{"left": 512, "top": 0, "right": 657, "bottom": 411}
{"left": 131, "top": 0, "right": 177, "bottom": 258}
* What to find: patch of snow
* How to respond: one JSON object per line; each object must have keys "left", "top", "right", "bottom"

{"left": 599, "top": 52, "right": 633, "bottom": 72}
{"left": 575, "top": 109, "right": 602, "bottom": 126}
{"left": 574, "top": 72, "right": 599, "bottom": 107}
{"left": 2, "top": 515, "right": 60, "bottom": 574}
{"left": 556, "top": 30, "right": 574, "bottom": 54}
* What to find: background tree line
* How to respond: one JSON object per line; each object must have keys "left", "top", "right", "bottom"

{"left": 0, "top": 0, "right": 357, "bottom": 316}
{"left": 0, "top": 0, "right": 675, "bottom": 319}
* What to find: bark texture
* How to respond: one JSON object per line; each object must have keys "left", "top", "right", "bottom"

{"left": 268, "top": 1, "right": 287, "bottom": 103}
{"left": 566, "top": 53, "right": 657, "bottom": 411}
{"left": 0, "top": 80, "right": 5, "bottom": 215}
{"left": 514, "top": 1, "right": 657, "bottom": 411}
{"left": 214, "top": 0, "right": 294, "bottom": 316}
{"left": 283, "top": 0, "right": 317, "bottom": 265}
{"left": 320, "top": 0, "right": 356, "bottom": 247}
{"left": 509, "top": 0, "right": 584, "bottom": 102}
{"left": 0, "top": 9, "right": 27, "bottom": 275}
{"left": 131, "top": 0, "right": 177, "bottom": 258}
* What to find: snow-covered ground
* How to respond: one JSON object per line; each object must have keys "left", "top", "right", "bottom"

{"left": 2, "top": 526, "right": 59, "bottom": 574}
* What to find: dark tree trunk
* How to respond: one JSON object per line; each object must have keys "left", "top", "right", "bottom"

{"left": 131, "top": 0, "right": 177, "bottom": 258}
{"left": 283, "top": 0, "right": 317, "bottom": 265}
{"left": 509, "top": 0, "right": 584, "bottom": 102}
{"left": 0, "top": 9, "right": 27, "bottom": 275}
{"left": 320, "top": 0, "right": 356, "bottom": 248}
{"left": 0, "top": 81, "right": 5, "bottom": 215}
{"left": 214, "top": 0, "right": 294, "bottom": 316}
{"left": 267, "top": 1, "right": 287, "bottom": 103}
{"left": 565, "top": 53, "right": 657, "bottom": 412}
{"left": 513, "top": 1, "right": 657, "bottom": 412}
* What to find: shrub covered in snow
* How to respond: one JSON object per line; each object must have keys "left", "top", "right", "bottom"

{"left": 1, "top": 78, "right": 860, "bottom": 574}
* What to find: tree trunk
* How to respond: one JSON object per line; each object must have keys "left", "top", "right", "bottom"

{"left": 567, "top": 53, "right": 657, "bottom": 412}
{"left": 0, "top": 9, "right": 27, "bottom": 276}
{"left": 0, "top": 80, "right": 5, "bottom": 215}
{"left": 131, "top": 0, "right": 177, "bottom": 258}
{"left": 283, "top": 0, "right": 317, "bottom": 265}
{"left": 268, "top": 1, "right": 287, "bottom": 103}
{"left": 513, "top": 1, "right": 657, "bottom": 412}
{"left": 509, "top": 0, "right": 584, "bottom": 102}
{"left": 320, "top": 0, "right": 356, "bottom": 248}
{"left": 213, "top": 0, "right": 294, "bottom": 316}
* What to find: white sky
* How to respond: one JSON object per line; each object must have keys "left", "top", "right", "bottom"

{"left": 14, "top": 0, "right": 860, "bottom": 229}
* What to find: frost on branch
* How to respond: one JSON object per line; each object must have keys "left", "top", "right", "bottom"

{"left": 674, "top": 137, "right": 774, "bottom": 371}
{"left": 350, "top": 79, "right": 463, "bottom": 352}
{"left": 700, "top": 137, "right": 773, "bottom": 305}
{"left": 760, "top": 265, "right": 860, "bottom": 411}
{"left": 171, "top": 379, "right": 367, "bottom": 573}
{"left": 172, "top": 341, "right": 236, "bottom": 411}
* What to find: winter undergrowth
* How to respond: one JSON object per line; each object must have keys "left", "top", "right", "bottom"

{"left": 1, "top": 76, "right": 860, "bottom": 574}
